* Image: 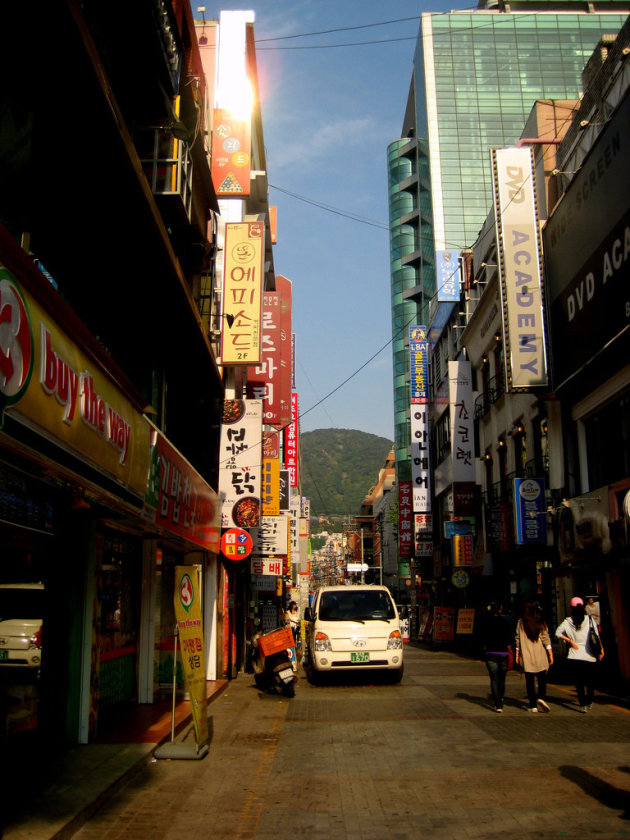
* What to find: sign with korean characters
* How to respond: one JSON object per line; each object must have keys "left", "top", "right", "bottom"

{"left": 211, "top": 109, "right": 251, "bottom": 196}
{"left": 411, "top": 405, "right": 431, "bottom": 513}
{"left": 221, "top": 222, "right": 264, "bottom": 365}
{"left": 436, "top": 250, "right": 460, "bottom": 302}
{"left": 409, "top": 325, "right": 429, "bottom": 404}
{"left": 284, "top": 393, "right": 299, "bottom": 486}
{"left": 219, "top": 399, "right": 262, "bottom": 529}
{"left": 448, "top": 361, "right": 475, "bottom": 482}
{"left": 251, "top": 556, "right": 284, "bottom": 576}
{"left": 453, "top": 534, "right": 474, "bottom": 566}
{"left": 246, "top": 292, "right": 282, "bottom": 425}
{"left": 252, "top": 515, "right": 289, "bottom": 556}
{"left": 261, "top": 458, "right": 280, "bottom": 515}
{"left": 174, "top": 567, "right": 208, "bottom": 746}
{"left": 220, "top": 527, "right": 253, "bottom": 561}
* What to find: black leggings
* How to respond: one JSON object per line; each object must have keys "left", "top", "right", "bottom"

{"left": 569, "top": 659, "right": 597, "bottom": 706}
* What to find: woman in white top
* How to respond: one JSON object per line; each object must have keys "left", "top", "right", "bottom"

{"left": 556, "top": 596, "right": 604, "bottom": 712}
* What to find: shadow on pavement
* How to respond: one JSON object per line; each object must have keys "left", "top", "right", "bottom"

{"left": 560, "top": 765, "right": 630, "bottom": 820}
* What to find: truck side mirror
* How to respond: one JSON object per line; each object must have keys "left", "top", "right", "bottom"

{"left": 304, "top": 606, "right": 314, "bottom": 622}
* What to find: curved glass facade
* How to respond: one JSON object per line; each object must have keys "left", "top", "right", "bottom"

{"left": 387, "top": 138, "right": 434, "bottom": 479}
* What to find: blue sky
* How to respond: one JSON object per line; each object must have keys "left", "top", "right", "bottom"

{"left": 209, "top": 0, "right": 470, "bottom": 441}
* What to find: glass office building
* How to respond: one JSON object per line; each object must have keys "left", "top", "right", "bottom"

{"left": 387, "top": 1, "right": 630, "bottom": 476}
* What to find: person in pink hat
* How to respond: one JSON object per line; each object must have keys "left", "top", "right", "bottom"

{"left": 556, "top": 596, "right": 604, "bottom": 712}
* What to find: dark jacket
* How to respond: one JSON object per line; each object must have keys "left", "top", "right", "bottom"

{"left": 481, "top": 613, "right": 512, "bottom": 656}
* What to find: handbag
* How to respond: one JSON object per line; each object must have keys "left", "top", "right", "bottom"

{"left": 507, "top": 645, "right": 515, "bottom": 671}
{"left": 586, "top": 617, "right": 602, "bottom": 658}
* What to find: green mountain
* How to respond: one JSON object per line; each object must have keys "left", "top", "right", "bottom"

{"left": 300, "top": 429, "right": 393, "bottom": 517}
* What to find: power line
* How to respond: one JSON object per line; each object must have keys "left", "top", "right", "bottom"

{"left": 268, "top": 184, "right": 389, "bottom": 230}
{"left": 255, "top": 15, "right": 422, "bottom": 42}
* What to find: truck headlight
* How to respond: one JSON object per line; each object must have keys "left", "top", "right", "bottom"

{"left": 314, "top": 631, "right": 332, "bottom": 652}
{"left": 387, "top": 630, "right": 403, "bottom": 649}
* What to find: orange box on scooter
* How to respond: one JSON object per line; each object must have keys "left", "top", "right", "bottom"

{"left": 258, "top": 627, "right": 294, "bottom": 656}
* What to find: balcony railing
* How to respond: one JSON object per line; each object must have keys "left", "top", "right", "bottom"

{"left": 474, "top": 374, "right": 505, "bottom": 419}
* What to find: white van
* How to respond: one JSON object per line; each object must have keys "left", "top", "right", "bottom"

{"left": 305, "top": 585, "right": 403, "bottom": 683}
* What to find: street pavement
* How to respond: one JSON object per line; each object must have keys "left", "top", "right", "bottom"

{"left": 5, "top": 644, "right": 630, "bottom": 840}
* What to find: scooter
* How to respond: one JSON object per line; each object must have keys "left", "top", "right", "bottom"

{"left": 252, "top": 628, "right": 297, "bottom": 698}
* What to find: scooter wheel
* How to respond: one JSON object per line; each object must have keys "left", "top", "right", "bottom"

{"left": 254, "top": 673, "right": 265, "bottom": 689}
{"left": 283, "top": 682, "right": 295, "bottom": 698}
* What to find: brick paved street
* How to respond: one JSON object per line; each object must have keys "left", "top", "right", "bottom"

{"left": 68, "top": 645, "right": 630, "bottom": 840}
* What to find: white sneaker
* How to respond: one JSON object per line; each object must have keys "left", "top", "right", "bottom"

{"left": 527, "top": 707, "right": 538, "bottom": 713}
{"left": 537, "top": 699, "right": 550, "bottom": 712}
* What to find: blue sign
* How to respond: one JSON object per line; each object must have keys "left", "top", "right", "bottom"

{"left": 514, "top": 478, "right": 546, "bottom": 544}
{"left": 409, "top": 325, "right": 428, "bottom": 403}
{"left": 436, "top": 250, "right": 460, "bottom": 302}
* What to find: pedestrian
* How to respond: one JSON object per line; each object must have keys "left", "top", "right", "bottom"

{"left": 585, "top": 597, "right": 601, "bottom": 630}
{"left": 481, "top": 602, "right": 512, "bottom": 712}
{"left": 286, "top": 600, "right": 300, "bottom": 643}
{"left": 515, "top": 601, "right": 554, "bottom": 713}
{"left": 555, "top": 596, "right": 604, "bottom": 712}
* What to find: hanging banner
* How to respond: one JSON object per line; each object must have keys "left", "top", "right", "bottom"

{"left": 218, "top": 399, "right": 262, "bottom": 529}
{"left": 491, "top": 146, "right": 548, "bottom": 390}
{"left": 174, "top": 567, "right": 208, "bottom": 746}
{"left": 448, "top": 360, "right": 476, "bottom": 516}
{"left": 436, "top": 250, "right": 460, "bottom": 302}
{"left": 221, "top": 222, "right": 264, "bottom": 365}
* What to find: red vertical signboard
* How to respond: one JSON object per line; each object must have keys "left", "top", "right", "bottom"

{"left": 275, "top": 275, "right": 293, "bottom": 428}
{"left": 246, "top": 293, "right": 282, "bottom": 426}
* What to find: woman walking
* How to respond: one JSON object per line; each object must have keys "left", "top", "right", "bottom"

{"left": 556, "top": 596, "right": 604, "bottom": 712}
{"left": 515, "top": 601, "right": 554, "bottom": 712}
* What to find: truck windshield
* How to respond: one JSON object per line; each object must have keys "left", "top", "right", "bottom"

{"left": 318, "top": 590, "right": 395, "bottom": 621}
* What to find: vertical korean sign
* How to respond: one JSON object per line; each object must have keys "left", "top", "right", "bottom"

{"left": 174, "top": 567, "right": 208, "bottom": 746}
{"left": 448, "top": 361, "right": 476, "bottom": 516}
{"left": 284, "top": 393, "right": 299, "bottom": 487}
{"left": 211, "top": 109, "right": 251, "bottom": 196}
{"left": 491, "top": 146, "right": 548, "bottom": 390}
{"left": 246, "top": 292, "right": 281, "bottom": 425}
{"left": 409, "top": 326, "right": 431, "bottom": 514}
{"left": 221, "top": 222, "right": 264, "bottom": 365}
{"left": 275, "top": 276, "right": 293, "bottom": 428}
{"left": 398, "top": 481, "right": 413, "bottom": 558}
{"left": 219, "top": 399, "right": 262, "bottom": 529}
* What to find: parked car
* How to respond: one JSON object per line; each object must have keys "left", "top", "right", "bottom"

{"left": 305, "top": 585, "right": 403, "bottom": 683}
{"left": 0, "top": 583, "right": 44, "bottom": 669}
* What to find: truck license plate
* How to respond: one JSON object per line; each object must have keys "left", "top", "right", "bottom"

{"left": 351, "top": 651, "right": 370, "bottom": 663}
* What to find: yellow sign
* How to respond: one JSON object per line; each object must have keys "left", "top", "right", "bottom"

{"left": 262, "top": 458, "right": 280, "bottom": 515}
{"left": 174, "top": 567, "right": 208, "bottom": 746}
{"left": 1, "top": 269, "right": 150, "bottom": 495}
{"left": 220, "top": 222, "right": 264, "bottom": 364}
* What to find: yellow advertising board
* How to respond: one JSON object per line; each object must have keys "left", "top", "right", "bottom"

{"left": 1, "top": 268, "right": 149, "bottom": 496}
{"left": 262, "top": 458, "right": 280, "bottom": 515}
{"left": 220, "top": 222, "right": 264, "bottom": 365}
{"left": 174, "top": 566, "right": 208, "bottom": 746}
